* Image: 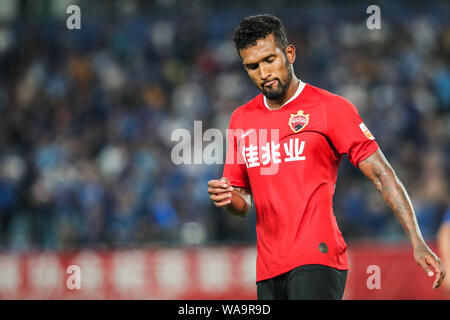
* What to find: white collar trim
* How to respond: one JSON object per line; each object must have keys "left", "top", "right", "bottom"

{"left": 263, "top": 80, "right": 306, "bottom": 111}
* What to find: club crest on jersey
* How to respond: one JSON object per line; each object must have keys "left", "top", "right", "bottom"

{"left": 288, "top": 110, "right": 310, "bottom": 133}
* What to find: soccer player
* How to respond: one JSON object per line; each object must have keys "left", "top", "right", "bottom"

{"left": 207, "top": 14, "right": 445, "bottom": 299}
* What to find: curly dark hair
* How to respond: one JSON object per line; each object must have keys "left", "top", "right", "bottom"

{"left": 233, "top": 14, "right": 289, "bottom": 56}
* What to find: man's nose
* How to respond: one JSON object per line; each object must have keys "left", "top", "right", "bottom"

{"left": 259, "top": 65, "right": 271, "bottom": 80}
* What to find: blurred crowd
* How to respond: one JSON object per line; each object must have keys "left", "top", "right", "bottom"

{"left": 0, "top": 0, "right": 448, "bottom": 251}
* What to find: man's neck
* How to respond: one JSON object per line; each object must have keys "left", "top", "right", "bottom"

{"left": 265, "top": 76, "right": 300, "bottom": 110}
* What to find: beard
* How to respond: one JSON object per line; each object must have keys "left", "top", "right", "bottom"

{"left": 261, "top": 64, "right": 293, "bottom": 100}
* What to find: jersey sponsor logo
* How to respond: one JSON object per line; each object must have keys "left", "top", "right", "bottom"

{"left": 359, "top": 122, "right": 375, "bottom": 140}
{"left": 241, "top": 138, "right": 306, "bottom": 169}
{"left": 288, "top": 110, "right": 309, "bottom": 133}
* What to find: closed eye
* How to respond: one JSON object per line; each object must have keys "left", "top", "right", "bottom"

{"left": 244, "top": 54, "right": 276, "bottom": 70}
{"left": 245, "top": 63, "right": 258, "bottom": 70}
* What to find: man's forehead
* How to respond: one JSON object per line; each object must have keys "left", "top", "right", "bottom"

{"left": 240, "top": 34, "right": 282, "bottom": 64}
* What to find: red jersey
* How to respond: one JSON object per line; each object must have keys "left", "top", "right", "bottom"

{"left": 222, "top": 81, "right": 379, "bottom": 282}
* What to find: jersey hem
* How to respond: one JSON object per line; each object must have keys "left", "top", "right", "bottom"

{"left": 256, "top": 262, "right": 349, "bottom": 283}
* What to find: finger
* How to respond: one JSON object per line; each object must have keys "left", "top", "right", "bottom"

{"left": 433, "top": 270, "right": 444, "bottom": 289}
{"left": 423, "top": 255, "right": 442, "bottom": 289}
{"left": 210, "top": 192, "right": 232, "bottom": 202}
{"left": 208, "top": 179, "right": 229, "bottom": 189}
{"left": 438, "top": 270, "right": 447, "bottom": 289}
{"left": 208, "top": 180, "right": 225, "bottom": 188}
{"left": 417, "top": 258, "right": 434, "bottom": 277}
{"left": 213, "top": 198, "right": 232, "bottom": 207}
{"left": 432, "top": 269, "right": 442, "bottom": 289}
{"left": 207, "top": 186, "right": 232, "bottom": 194}
{"left": 220, "top": 177, "right": 231, "bottom": 188}
{"left": 426, "top": 256, "right": 445, "bottom": 289}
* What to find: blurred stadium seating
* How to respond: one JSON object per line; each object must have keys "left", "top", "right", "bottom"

{"left": 0, "top": 0, "right": 448, "bottom": 299}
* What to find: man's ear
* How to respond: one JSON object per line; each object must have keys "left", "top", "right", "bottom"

{"left": 285, "top": 44, "right": 296, "bottom": 64}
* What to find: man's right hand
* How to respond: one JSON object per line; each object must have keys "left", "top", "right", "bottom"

{"left": 207, "top": 177, "right": 233, "bottom": 208}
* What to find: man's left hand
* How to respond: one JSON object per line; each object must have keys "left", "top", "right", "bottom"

{"left": 414, "top": 243, "right": 446, "bottom": 289}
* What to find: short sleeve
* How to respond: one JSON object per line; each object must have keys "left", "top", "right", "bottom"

{"left": 222, "top": 110, "right": 250, "bottom": 188}
{"left": 325, "top": 95, "right": 379, "bottom": 167}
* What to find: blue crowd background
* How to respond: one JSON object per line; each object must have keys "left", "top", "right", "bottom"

{"left": 0, "top": 0, "right": 448, "bottom": 251}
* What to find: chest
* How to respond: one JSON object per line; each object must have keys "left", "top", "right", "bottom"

{"left": 235, "top": 106, "right": 332, "bottom": 170}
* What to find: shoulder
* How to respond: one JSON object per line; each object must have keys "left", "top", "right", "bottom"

{"left": 229, "top": 94, "right": 262, "bottom": 123}
{"left": 308, "top": 84, "right": 359, "bottom": 116}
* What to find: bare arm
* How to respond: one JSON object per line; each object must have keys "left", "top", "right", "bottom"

{"left": 359, "top": 148, "right": 446, "bottom": 289}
